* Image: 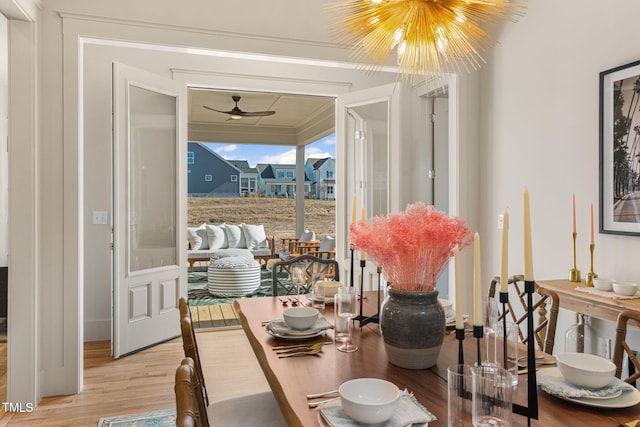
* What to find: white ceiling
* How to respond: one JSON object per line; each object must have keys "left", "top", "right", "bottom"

{"left": 188, "top": 88, "right": 336, "bottom": 146}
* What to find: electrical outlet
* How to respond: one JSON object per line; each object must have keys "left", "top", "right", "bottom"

{"left": 597, "top": 337, "right": 612, "bottom": 360}
{"left": 497, "top": 214, "right": 504, "bottom": 230}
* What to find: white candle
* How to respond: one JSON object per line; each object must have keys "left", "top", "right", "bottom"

{"left": 572, "top": 193, "right": 576, "bottom": 234}
{"left": 454, "top": 248, "right": 463, "bottom": 329}
{"left": 352, "top": 194, "right": 357, "bottom": 225}
{"left": 360, "top": 207, "right": 366, "bottom": 260}
{"left": 500, "top": 210, "right": 509, "bottom": 293}
{"left": 473, "top": 232, "right": 482, "bottom": 326}
{"left": 590, "top": 203, "right": 594, "bottom": 245}
{"left": 524, "top": 190, "right": 533, "bottom": 281}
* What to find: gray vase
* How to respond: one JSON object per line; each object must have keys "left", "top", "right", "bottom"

{"left": 380, "top": 287, "right": 445, "bottom": 369}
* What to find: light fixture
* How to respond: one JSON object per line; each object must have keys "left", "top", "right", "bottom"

{"left": 325, "top": 0, "right": 527, "bottom": 82}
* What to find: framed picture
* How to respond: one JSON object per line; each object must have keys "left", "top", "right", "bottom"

{"left": 599, "top": 59, "right": 640, "bottom": 236}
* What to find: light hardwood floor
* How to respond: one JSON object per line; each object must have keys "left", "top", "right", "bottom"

{"left": 0, "top": 328, "right": 270, "bottom": 426}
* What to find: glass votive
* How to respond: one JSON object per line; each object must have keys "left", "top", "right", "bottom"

{"left": 447, "top": 364, "right": 473, "bottom": 427}
{"left": 471, "top": 364, "right": 513, "bottom": 427}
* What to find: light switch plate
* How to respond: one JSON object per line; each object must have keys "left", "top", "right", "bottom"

{"left": 93, "top": 211, "right": 108, "bottom": 225}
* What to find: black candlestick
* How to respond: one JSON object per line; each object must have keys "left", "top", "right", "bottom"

{"left": 456, "top": 328, "right": 465, "bottom": 365}
{"left": 354, "top": 259, "right": 380, "bottom": 327}
{"left": 473, "top": 325, "right": 483, "bottom": 366}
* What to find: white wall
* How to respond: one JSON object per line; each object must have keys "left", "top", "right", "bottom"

{"left": 479, "top": 0, "right": 640, "bottom": 352}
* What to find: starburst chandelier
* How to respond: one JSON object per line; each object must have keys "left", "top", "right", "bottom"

{"left": 325, "top": 0, "right": 527, "bottom": 82}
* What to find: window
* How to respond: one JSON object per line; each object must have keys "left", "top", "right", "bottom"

{"left": 327, "top": 186, "right": 334, "bottom": 194}
{"left": 326, "top": 170, "right": 334, "bottom": 179}
{"left": 276, "top": 170, "right": 294, "bottom": 179}
{"left": 231, "top": 175, "right": 238, "bottom": 182}
{"left": 205, "top": 174, "right": 212, "bottom": 182}
{"left": 187, "top": 151, "right": 194, "bottom": 164}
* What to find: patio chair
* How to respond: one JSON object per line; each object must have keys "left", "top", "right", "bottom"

{"left": 271, "top": 254, "right": 340, "bottom": 296}
{"left": 280, "top": 230, "right": 317, "bottom": 253}
{"left": 488, "top": 274, "right": 559, "bottom": 354}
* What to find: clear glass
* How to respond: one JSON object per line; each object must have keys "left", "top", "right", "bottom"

{"left": 336, "top": 287, "right": 358, "bottom": 352}
{"left": 311, "top": 273, "right": 326, "bottom": 310}
{"left": 493, "top": 321, "right": 519, "bottom": 386}
{"left": 471, "top": 365, "right": 512, "bottom": 427}
{"left": 291, "top": 264, "right": 305, "bottom": 296}
{"left": 565, "top": 313, "right": 595, "bottom": 353}
{"left": 128, "top": 85, "right": 177, "bottom": 272}
{"left": 448, "top": 364, "right": 473, "bottom": 427}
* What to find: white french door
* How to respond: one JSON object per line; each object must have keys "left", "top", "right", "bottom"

{"left": 336, "top": 83, "right": 402, "bottom": 288}
{"left": 112, "top": 62, "right": 187, "bottom": 357}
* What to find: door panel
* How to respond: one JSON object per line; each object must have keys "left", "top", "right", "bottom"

{"left": 112, "top": 62, "right": 187, "bottom": 357}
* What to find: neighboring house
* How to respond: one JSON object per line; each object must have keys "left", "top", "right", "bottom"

{"left": 305, "top": 157, "right": 336, "bottom": 200}
{"left": 187, "top": 143, "right": 241, "bottom": 197}
{"left": 257, "top": 163, "right": 312, "bottom": 198}
{"left": 227, "top": 160, "right": 259, "bottom": 195}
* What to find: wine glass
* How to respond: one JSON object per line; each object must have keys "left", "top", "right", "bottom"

{"left": 291, "top": 264, "right": 305, "bottom": 297}
{"left": 336, "top": 287, "right": 358, "bottom": 352}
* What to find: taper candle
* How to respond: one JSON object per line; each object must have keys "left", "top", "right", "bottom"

{"left": 572, "top": 194, "right": 576, "bottom": 234}
{"left": 500, "top": 210, "right": 509, "bottom": 293}
{"left": 473, "top": 232, "right": 482, "bottom": 326}
{"left": 590, "top": 203, "right": 594, "bottom": 245}
{"left": 454, "top": 248, "right": 463, "bottom": 329}
{"left": 360, "top": 207, "right": 366, "bottom": 260}
{"left": 352, "top": 194, "right": 357, "bottom": 225}
{"left": 524, "top": 189, "right": 533, "bottom": 281}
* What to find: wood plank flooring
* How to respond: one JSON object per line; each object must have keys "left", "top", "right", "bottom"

{"left": 0, "top": 328, "right": 270, "bottom": 426}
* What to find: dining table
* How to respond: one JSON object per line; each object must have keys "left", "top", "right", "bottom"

{"left": 234, "top": 291, "right": 640, "bottom": 426}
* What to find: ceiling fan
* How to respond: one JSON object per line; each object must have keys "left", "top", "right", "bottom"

{"left": 203, "top": 95, "right": 276, "bottom": 120}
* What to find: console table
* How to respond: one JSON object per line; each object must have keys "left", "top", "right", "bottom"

{"left": 536, "top": 279, "right": 640, "bottom": 323}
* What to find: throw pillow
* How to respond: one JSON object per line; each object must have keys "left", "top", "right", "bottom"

{"left": 224, "top": 224, "right": 247, "bottom": 248}
{"left": 241, "top": 223, "right": 268, "bottom": 249}
{"left": 205, "top": 224, "right": 227, "bottom": 250}
{"left": 187, "top": 224, "right": 208, "bottom": 250}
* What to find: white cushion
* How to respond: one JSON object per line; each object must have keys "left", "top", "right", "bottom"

{"left": 205, "top": 224, "right": 227, "bottom": 250}
{"left": 187, "top": 224, "right": 208, "bottom": 250}
{"left": 224, "top": 224, "right": 247, "bottom": 248}
{"left": 299, "top": 230, "right": 315, "bottom": 242}
{"left": 209, "top": 248, "right": 254, "bottom": 261}
{"left": 318, "top": 236, "right": 336, "bottom": 251}
{"left": 241, "top": 223, "right": 268, "bottom": 250}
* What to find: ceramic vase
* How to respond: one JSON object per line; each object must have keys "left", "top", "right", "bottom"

{"left": 380, "top": 287, "right": 445, "bottom": 369}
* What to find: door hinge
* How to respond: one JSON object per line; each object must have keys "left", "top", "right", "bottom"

{"left": 430, "top": 113, "right": 436, "bottom": 123}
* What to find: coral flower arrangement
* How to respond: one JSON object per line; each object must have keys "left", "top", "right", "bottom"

{"left": 350, "top": 202, "right": 473, "bottom": 292}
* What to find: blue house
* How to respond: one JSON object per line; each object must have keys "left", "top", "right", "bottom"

{"left": 305, "top": 157, "right": 336, "bottom": 200}
{"left": 227, "top": 160, "right": 259, "bottom": 196}
{"left": 187, "top": 143, "right": 241, "bottom": 197}
{"left": 256, "top": 163, "right": 312, "bottom": 198}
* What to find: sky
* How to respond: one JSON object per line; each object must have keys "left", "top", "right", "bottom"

{"left": 204, "top": 133, "right": 335, "bottom": 167}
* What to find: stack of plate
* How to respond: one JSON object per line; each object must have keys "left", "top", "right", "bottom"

{"left": 537, "top": 367, "right": 640, "bottom": 409}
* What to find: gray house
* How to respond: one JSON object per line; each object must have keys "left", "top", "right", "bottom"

{"left": 227, "top": 160, "right": 259, "bottom": 196}
{"left": 305, "top": 157, "right": 336, "bottom": 200}
{"left": 257, "top": 163, "right": 312, "bottom": 198}
{"left": 187, "top": 142, "right": 241, "bottom": 196}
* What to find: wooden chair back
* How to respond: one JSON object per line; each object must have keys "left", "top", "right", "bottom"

{"left": 612, "top": 309, "right": 640, "bottom": 384}
{"left": 489, "top": 274, "right": 559, "bottom": 354}
{"left": 175, "top": 357, "right": 207, "bottom": 427}
{"left": 179, "top": 298, "right": 209, "bottom": 407}
{"left": 271, "top": 254, "right": 340, "bottom": 296}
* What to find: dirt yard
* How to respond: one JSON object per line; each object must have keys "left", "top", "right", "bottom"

{"left": 188, "top": 197, "right": 336, "bottom": 242}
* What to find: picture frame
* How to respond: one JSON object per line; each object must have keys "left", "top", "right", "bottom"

{"left": 599, "top": 59, "right": 640, "bottom": 236}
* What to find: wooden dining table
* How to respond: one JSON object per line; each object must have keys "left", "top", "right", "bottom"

{"left": 234, "top": 292, "right": 640, "bottom": 426}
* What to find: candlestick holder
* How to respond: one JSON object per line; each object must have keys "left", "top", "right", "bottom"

{"left": 349, "top": 247, "right": 355, "bottom": 287}
{"left": 585, "top": 243, "right": 597, "bottom": 287}
{"left": 456, "top": 327, "right": 465, "bottom": 365}
{"left": 569, "top": 232, "right": 581, "bottom": 282}
{"left": 355, "top": 260, "right": 380, "bottom": 327}
{"left": 473, "top": 325, "right": 483, "bottom": 366}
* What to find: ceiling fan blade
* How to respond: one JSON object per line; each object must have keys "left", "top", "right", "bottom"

{"left": 203, "top": 105, "right": 234, "bottom": 115}
{"left": 235, "top": 110, "right": 276, "bottom": 117}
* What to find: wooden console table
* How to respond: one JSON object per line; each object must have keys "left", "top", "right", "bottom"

{"left": 536, "top": 279, "right": 640, "bottom": 323}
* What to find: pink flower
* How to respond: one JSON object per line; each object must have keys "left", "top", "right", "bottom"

{"left": 350, "top": 202, "right": 473, "bottom": 292}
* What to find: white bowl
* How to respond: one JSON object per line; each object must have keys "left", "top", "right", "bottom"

{"left": 592, "top": 278, "right": 613, "bottom": 291}
{"left": 317, "top": 280, "right": 342, "bottom": 299}
{"left": 438, "top": 299, "right": 453, "bottom": 317}
{"left": 612, "top": 281, "right": 639, "bottom": 296}
{"left": 339, "top": 378, "right": 400, "bottom": 424}
{"left": 556, "top": 352, "right": 616, "bottom": 389}
{"left": 282, "top": 306, "right": 319, "bottom": 330}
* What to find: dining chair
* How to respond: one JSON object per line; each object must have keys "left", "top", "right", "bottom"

{"left": 612, "top": 309, "right": 640, "bottom": 384}
{"left": 178, "top": 300, "right": 287, "bottom": 426}
{"left": 488, "top": 274, "right": 560, "bottom": 354}
{"left": 271, "top": 254, "right": 340, "bottom": 296}
{"left": 175, "top": 357, "right": 205, "bottom": 427}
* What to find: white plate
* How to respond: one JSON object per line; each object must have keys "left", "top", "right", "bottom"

{"left": 264, "top": 325, "right": 326, "bottom": 341}
{"left": 538, "top": 367, "right": 640, "bottom": 408}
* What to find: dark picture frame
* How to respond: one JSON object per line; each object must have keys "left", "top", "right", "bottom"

{"left": 599, "top": 59, "right": 640, "bottom": 236}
